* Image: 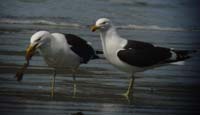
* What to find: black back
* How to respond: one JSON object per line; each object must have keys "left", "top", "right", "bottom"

{"left": 64, "top": 34, "right": 96, "bottom": 63}
{"left": 117, "top": 40, "right": 172, "bottom": 67}
{"left": 124, "top": 40, "right": 154, "bottom": 49}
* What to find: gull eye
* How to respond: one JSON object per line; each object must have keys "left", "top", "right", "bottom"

{"left": 36, "top": 37, "right": 41, "bottom": 42}
{"left": 101, "top": 22, "right": 107, "bottom": 25}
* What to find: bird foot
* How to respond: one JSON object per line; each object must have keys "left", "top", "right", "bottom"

{"left": 50, "top": 90, "right": 55, "bottom": 99}
{"left": 122, "top": 90, "right": 134, "bottom": 104}
{"left": 73, "top": 84, "right": 77, "bottom": 97}
{"left": 122, "top": 90, "right": 132, "bottom": 98}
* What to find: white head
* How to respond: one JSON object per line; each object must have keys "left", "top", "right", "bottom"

{"left": 26, "top": 31, "right": 51, "bottom": 59}
{"left": 91, "top": 18, "right": 113, "bottom": 32}
{"left": 30, "top": 31, "right": 51, "bottom": 48}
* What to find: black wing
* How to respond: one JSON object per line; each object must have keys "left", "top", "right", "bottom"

{"left": 123, "top": 40, "right": 154, "bottom": 49}
{"left": 117, "top": 40, "right": 172, "bottom": 67}
{"left": 64, "top": 34, "right": 96, "bottom": 63}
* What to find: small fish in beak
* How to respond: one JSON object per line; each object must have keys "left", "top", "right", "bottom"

{"left": 25, "top": 43, "right": 38, "bottom": 61}
{"left": 90, "top": 25, "right": 100, "bottom": 32}
{"left": 15, "top": 43, "right": 38, "bottom": 81}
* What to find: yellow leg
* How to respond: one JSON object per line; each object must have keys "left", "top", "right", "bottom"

{"left": 123, "top": 74, "right": 134, "bottom": 98}
{"left": 51, "top": 70, "right": 56, "bottom": 98}
{"left": 72, "top": 72, "right": 77, "bottom": 97}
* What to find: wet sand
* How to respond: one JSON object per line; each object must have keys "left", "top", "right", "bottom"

{"left": 1, "top": 52, "right": 200, "bottom": 115}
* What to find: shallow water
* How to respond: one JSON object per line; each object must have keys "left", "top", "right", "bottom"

{"left": 0, "top": 0, "right": 200, "bottom": 115}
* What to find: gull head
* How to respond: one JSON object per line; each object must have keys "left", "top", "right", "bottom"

{"left": 30, "top": 31, "right": 51, "bottom": 47}
{"left": 26, "top": 31, "right": 51, "bottom": 60}
{"left": 91, "top": 18, "right": 112, "bottom": 32}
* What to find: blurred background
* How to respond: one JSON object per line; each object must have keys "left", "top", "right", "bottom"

{"left": 0, "top": 0, "right": 200, "bottom": 115}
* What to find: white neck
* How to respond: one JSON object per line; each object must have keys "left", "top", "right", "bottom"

{"left": 100, "top": 26, "right": 124, "bottom": 49}
{"left": 100, "top": 26, "right": 119, "bottom": 39}
{"left": 38, "top": 36, "right": 53, "bottom": 55}
{"left": 99, "top": 26, "right": 126, "bottom": 58}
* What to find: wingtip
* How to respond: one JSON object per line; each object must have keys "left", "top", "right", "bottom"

{"left": 192, "top": 50, "right": 197, "bottom": 53}
{"left": 95, "top": 50, "right": 103, "bottom": 54}
{"left": 171, "top": 61, "right": 185, "bottom": 65}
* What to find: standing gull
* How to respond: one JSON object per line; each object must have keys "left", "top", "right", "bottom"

{"left": 91, "top": 18, "right": 196, "bottom": 98}
{"left": 18, "top": 31, "right": 101, "bottom": 97}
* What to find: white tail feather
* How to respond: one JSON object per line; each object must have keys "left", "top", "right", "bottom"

{"left": 171, "top": 61, "right": 185, "bottom": 65}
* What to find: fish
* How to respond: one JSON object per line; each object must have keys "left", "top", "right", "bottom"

{"left": 15, "top": 44, "right": 37, "bottom": 81}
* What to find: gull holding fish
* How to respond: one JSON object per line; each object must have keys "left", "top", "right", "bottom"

{"left": 15, "top": 31, "right": 102, "bottom": 97}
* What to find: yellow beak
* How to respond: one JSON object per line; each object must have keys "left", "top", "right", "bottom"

{"left": 25, "top": 43, "right": 38, "bottom": 61}
{"left": 90, "top": 25, "right": 100, "bottom": 32}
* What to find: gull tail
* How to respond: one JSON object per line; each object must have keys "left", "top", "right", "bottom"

{"left": 170, "top": 49, "right": 197, "bottom": 65}
{"left": 91, "top": 50, "right": 105, "bottom": 60}
{"left": 95, "top": 50, "right": 103, "bottom": 55}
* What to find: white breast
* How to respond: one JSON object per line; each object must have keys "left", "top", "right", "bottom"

{"left": 38, "top": 33, "right": 80, "bottom": 68}
{"left": 101, "top": 29, "right": 143, "bottom": 73}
